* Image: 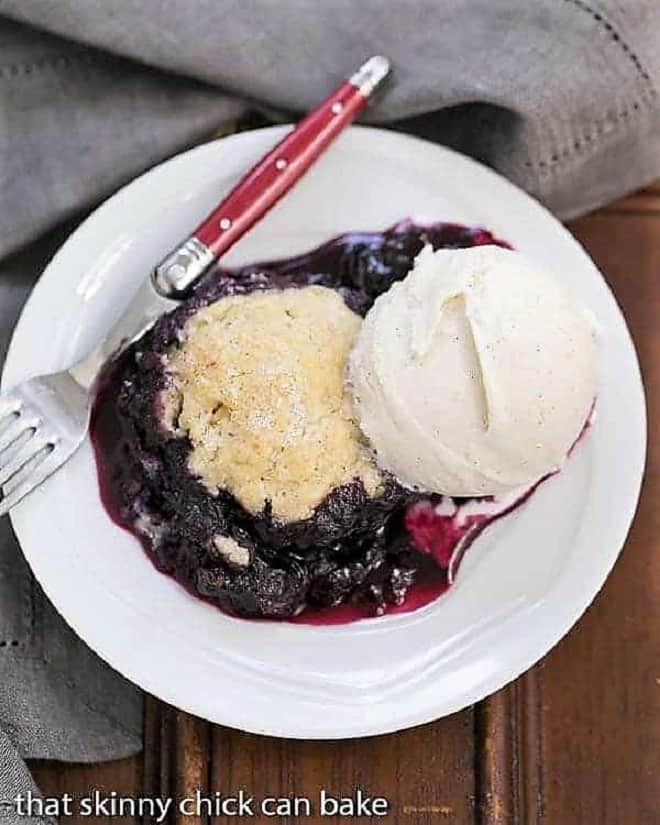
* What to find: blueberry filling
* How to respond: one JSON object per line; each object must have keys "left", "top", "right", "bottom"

{"left": 91, "top": 220, "right": 525, "bottom": 622}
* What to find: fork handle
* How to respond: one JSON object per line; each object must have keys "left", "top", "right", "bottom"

{"left": 152, "top": 56, "right": 390, "bottom": 299}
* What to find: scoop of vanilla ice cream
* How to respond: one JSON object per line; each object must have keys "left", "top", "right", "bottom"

{"left": 348, "top": 244, "right": 596, "bottom": 496}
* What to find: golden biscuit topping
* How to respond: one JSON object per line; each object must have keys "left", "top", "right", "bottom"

{"left": 165, "top": 286, "right": 382, "bottom": 521}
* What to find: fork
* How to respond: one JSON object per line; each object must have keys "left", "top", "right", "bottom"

{"left": 0, "top": 56, "right": 391, "bottom": 517}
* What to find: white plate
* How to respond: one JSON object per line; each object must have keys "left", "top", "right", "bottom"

{"left": 3, "top": 126, "right": 646, "bottom": 738}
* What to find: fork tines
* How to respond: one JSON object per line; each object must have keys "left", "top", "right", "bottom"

{"left": 0, "top": 396, "right": 58, "bottom": 516}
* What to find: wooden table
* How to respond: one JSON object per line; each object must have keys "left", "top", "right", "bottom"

{"left": 29, "top": 183, "right": 660, "bottom": 824}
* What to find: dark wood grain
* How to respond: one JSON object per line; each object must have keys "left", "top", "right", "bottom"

{"left": 476, "top": 206, "right": 660, "bottom": 824}
{"left": 140, "top": 698, "right": 210, "bottom": 825}
{"left": 28, "top": 185, "right": 660, "bottom": 825}
{"left": 530, "top": 211, "right": 660, "bottom": 825}
{"left": 475, "top": 671, "right": 544, "bottom": 825}
{"left": 209, "top": 715, "right": 476, "bottom": 824}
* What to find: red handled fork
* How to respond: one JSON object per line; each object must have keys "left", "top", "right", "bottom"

{"left": 0, "top": 56, "right": 391, "bottom": 516}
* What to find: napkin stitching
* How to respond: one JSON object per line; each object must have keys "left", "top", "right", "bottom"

{"left": 36, "top": 657, "right": 140, "bottom": 740}
{"left": 527, "top": 91, "right": 655, "bottom": 175}
{"left": 67, "top": 695, "right": 139, "bottom": 739}
{"left": 563, "top": 0, "right": 653, "bottom": 84}
{"left": 0, "top": 51, "right": 100, "bottom": 81}
{"left": 40, "top": 665, "right": 140, "bottom": 741}
{"left": 522, "top": 0, "right": 658, "bottom": 176}
{"left": 27, "top": 593, "right": 141, "bottom": 741}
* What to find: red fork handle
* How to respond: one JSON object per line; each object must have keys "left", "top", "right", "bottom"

{"left": 197, "top": 82, "right": 366, "bottom": 256}
{"left": 153, "top": 56, "right": 391, "bottom": 298}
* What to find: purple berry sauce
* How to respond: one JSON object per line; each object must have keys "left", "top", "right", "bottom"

{"left": 91, "top": 220, "right": 543, "bottom": 624}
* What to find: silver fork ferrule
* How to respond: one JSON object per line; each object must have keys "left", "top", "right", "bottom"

{"left": 152, "top": 237, "right": 215, "bottom": 298}
{"left": 349, "top": 55, "right": 392, "bottom": 97}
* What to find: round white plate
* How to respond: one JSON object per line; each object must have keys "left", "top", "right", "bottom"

{"left": 4, "top": 126, "right": 645, "bottom": 738}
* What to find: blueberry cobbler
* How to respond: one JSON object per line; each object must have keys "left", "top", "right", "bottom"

{"left": 92, "top": 221, "right": 596, "bottom": 623}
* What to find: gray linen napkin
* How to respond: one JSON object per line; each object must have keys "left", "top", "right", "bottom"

{"left": 0, "top": 1, "right": 658, "bottom": 818}
{"left": 0, "top": 729, "right": 55, "bottom": 825}
{"left": 0, "top": 0, "right": 659, "bottom": 257}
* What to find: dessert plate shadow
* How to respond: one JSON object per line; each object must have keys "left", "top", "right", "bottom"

{"left": 3, "top": 126, "right": 646, "bottom": 738}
